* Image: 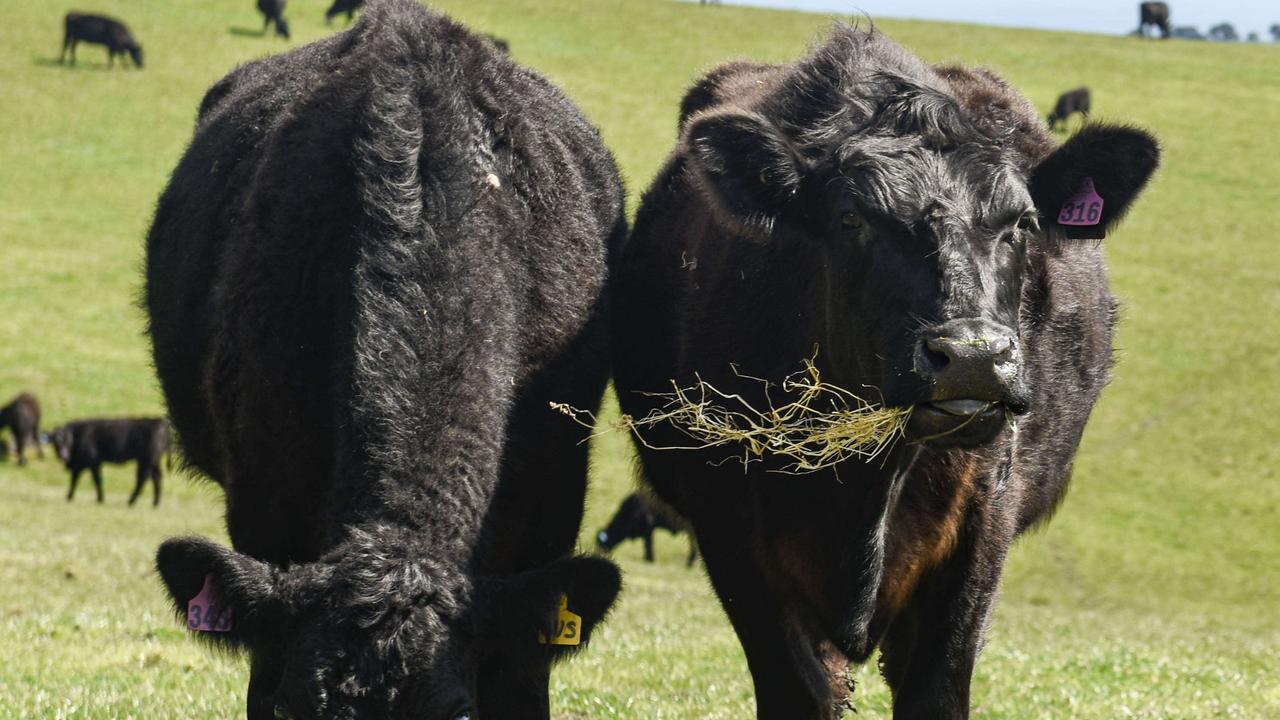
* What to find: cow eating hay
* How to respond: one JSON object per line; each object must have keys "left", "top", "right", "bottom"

{"left": 613, "top": 24, "right": 1159, "bottom": 719}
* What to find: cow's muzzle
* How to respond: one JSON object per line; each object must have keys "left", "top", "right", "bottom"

{"left": 907, "top": 319, "right": 1027, "bottom": 446}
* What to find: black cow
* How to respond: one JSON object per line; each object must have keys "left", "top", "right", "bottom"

{"left": 144, "top": 2, "right": 626, "bottom": 718}
{"left": 613, "top": 27, "right": 1158, "bottom": 719}
{"left": 0, "top": 392, "right": 43, "bottom": 466}
{"left": 51, "top": 418, "right": 168, "bottom": 506}
{"left": 483, "top": 33, "right": 510, "bottom": 53}
{"left": 60, "top": 13, "right": 144, "bottom": 68}
{"left": 1047, "top": 87, "right": 1091, "bottom": 130}
{"left": 1139, "top": 2, "right": 1171, "bottom": 38}
{"left": 597, "top": 492, "right": 697, "bottom": 567}
{"left": 325, "top": 0, "right": 364, "bottom": 24}
{"left": 257, "top": 0, "right": 290, "bottom": 40}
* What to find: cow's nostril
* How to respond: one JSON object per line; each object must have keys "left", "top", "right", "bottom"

{"left": 919, "top": 341, "right": 952, "bottom": 373}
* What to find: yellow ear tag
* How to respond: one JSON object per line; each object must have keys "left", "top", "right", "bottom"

{"left": 537, "top": 594, "right": 582, "bottom": 646}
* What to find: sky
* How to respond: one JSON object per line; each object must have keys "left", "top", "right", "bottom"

{"left": 719, "top": 0, "right": 1278, "bottom": 39}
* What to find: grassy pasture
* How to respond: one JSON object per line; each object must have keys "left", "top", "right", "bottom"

{"left": 1, "top": 0, "right": 1278, "bottom": 717}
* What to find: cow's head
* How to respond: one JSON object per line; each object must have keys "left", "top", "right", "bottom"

{"left": 128, "top": 45, "right": 144, "bottom": 69}
{"left": 682, "top": 31, "right": 1158, "bottom": 448}
{"left": 49, "top": 425, "right": 72, "bottom": 464}
{"left": 596, "top": 494, "right": 648, "bottom": 551}
{"left": 157, "top": 530, "right": 620, "bottom": 720}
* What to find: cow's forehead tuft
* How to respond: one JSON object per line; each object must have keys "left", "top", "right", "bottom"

{"left": 770, "top": 25, "right": 1053, "bottom": 170}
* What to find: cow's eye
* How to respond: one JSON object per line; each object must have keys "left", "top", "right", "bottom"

{"left": 1016, "top": 213, "right": 1038, "bottom": 232}
{"left": 840, "top": 212, "right": 865, "bottom": 231}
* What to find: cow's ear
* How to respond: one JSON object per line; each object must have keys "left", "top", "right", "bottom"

{"left": 685, "top": 110, "right": 804, "bottom": 241}
{"left": 155, "top": 536, "right": 286, "bottom": 651}
{"left": 484, "top": 555, "right": 621, "bottom": 659}
{"left": 1029, "top": 124, "right": 1160, "bottom": 240}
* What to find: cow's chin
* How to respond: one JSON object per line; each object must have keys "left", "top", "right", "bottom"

{"left": 906, "top": 400, "right": 1008, "bottom": 448}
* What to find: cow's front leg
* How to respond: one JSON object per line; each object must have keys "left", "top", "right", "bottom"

{"left": 66, "top": 467, "right": 83, "bottom": 501}
{"left": 90, "top": 464, "right": 105, "bottom": 503}
{"left": 879, "top": 500, "right": 1013, "bottom": 720}
{"left": 128, "top": 462, "right": 147, "bottom": 506}
{"left": 698, "top": 528, "right": 846, "bottom": 720}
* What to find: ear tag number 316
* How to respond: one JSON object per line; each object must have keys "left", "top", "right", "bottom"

{"left": 1058, "top": 176, "right": 1104, "bottom": 226}
{"left": 188, "top": 575, "right": 233, "bottom": 633}
{"left": 537, "top": 594, "right": 581, "bottom": 646}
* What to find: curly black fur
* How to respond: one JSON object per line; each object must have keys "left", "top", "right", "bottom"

{"left": 614, "top": 25, "right": 1158, "bottom": 719}
{"left": 144, "top": 1, "right": 625, "bottom": 718}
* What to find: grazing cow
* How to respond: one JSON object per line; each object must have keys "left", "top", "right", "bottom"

{"left": 51, "top": 418, "right": 168, "bottom": 506}
{"left": 144, "top": 1, "right": 626, "bottom": 718}
{"left": 597, "top": 492, "right": 698, "bottom": 567}
{"left": 325, "top": 0, "right": 364, "bottom": 24}
{"left": 483, "top": 33, "right": 510, "bottom": 53}
{"left": 60, "top": 13, "right": 144, "bottom": 68}
{"left": 0, "top": 392, "right": 42, "bottom": 466}
{"left": 1047, "top": 87, "right": 1091, "bottom": 130}
{"left": 613, "top": 26, "right": 1158, "bottom": 719}
{"left": 1139, "top": 2, "right": 1171, "bottom": 38}
{"left": 257, "top": 0, "right": 290, "bottom": 40}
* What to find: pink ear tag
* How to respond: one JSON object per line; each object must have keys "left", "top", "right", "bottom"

{"left": 1058, "top": 177, "right": 1104, "bottom": 226}
{"left": 187, "top": 575, "right": 233, "bottom": 633}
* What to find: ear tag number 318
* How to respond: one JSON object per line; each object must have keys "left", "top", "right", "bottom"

{"left": 1058, "top": 176, "right": 1104, "bottom": 226}
{"left": 188, "top": 575, "right": 233, "bottom": 633}
{"left": 537, "top": 594, "right": 581, "bottom": 646}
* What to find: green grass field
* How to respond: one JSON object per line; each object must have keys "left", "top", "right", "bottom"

{"left": 1, "top": 0, "right": 1278, "bottom": 717}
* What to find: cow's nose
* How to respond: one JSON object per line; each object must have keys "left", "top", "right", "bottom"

{"left": 915, "top": 325, "right": 1017, "bottom": 401}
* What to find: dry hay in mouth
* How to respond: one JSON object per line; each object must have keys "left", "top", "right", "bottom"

{"left": 552, "top": 358, "right": 911, "bottom": 474}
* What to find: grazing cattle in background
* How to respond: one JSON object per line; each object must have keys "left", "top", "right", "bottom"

{"left": 325, "top": 0, "right": 364, "bottom": 24}
{"left": 257, "top": 0, "right": 290, "bottom": 39}
{"left": 483, "top": 33, "right": 510, "bottom": 53}
{"left": 60, "top": 13, "right": 144, "bottom": 68}
{"left": 597, "top": 492, "right": 698, "bottom": 567}
{"left": 0, "top": 392, "right": 43, "bottom": 466}
{"left": 1139, "top": 2, "right": 1171, "bottom": 38}
{"left": 1048, "top": 87, "right": 1091, "bottom": 130}
{"left": 144, "top": 1, "right": 626, "bottom": 718}
{"left": 614, "top": 26, "right": 1158, "bottom": 719}
{"left": 51, "top": 418, "right": 168, "bottom": 506}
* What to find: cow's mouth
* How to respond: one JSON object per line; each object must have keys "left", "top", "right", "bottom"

{"left": 906, "top": 399, "right": 1008, "bottom": 447}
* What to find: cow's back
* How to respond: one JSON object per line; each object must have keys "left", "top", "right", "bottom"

{"left": 146, "top": 1, "right": 623, "bottom": 563}
{"left": 66, "top": 13, "right": 129, "bottom": 47}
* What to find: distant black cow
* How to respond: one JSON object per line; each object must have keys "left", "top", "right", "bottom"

{"left": 483, "top": 33, "right": 510, "bottom": 53}
{"left": 60, "top": 13, "right": 144, "bottom": 68}
{"left": 51, "top": 418, "right": 168, "bottom": 506}
{"left": 144, "top": 1, "right": 626, "bottom": 718}
{"left": 614, "top": 26, "right": 1159, "bottom": 718}
{"left": 324, "top": 0, "right": 363, "bottom": 24}
{"left": 1048, "top": 87, "right": 1091, "bottom": 130}
{"left": 257, "top": 0, "right": 290, "bottom": 39}
{"left": 1139, "top": 2, "right": 1171, "bottom": 38}
{"left": 0, "top": 392, "right": 43, "bottom": 466}
{"left": 597, "top": 492, "right": 697, "bottom": 566}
